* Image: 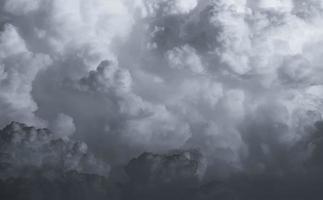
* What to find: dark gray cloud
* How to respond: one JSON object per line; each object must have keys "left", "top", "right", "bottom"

{"left": 0, "top": 122, "right": 109, "bottom": 179}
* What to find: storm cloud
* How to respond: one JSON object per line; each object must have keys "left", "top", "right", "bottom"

{"left": 1, "top": 0, "right": 323, "bottom": 199}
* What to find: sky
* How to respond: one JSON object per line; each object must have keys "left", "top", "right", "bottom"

{"left": 1, "top": 0, "right": 323, "bottom": 195}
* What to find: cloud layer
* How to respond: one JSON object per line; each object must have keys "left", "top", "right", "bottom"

{"left": 1, "top": 0, "right": 323, "bottom": 180}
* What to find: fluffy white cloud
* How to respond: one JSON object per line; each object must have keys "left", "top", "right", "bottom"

{"left": 253, "top": 0, "right": 294, "bottom": 12}
{"left": 166, "top": 45, "right": 205, "bottom": 74}
{"left": 136, "top": 0, "right": 197, "bottom": 17}
{"left": 0, "top": 24, "right": 51, "bottom": 127}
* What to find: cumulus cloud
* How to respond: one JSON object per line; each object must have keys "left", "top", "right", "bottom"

{"left": 50, "top": 113, "right": 76, "bottom": 138}
{"left": 166, "top": 45, "right": 205, "bottom": 74}
{"left": 0, "top": 122, "right": 110, "bottom": 179}
{"left": 0, "top": 24, "right": 51, "bottom": 127}
{"left": 1, "top": 0, "right": 323, "bottom": 191}
{"left": 125, "top": 149, "right": 206, "bottom": 185}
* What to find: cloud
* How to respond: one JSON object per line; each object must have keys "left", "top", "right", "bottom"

{"left": 50, "top": 113, "right": 76, "bottom": 138}
{"left": 0, "top": 24, "right": 51, "bottom": 127}
{"left": 4, "top": 0, "right": 41, "bottom": 15}
{"left": 1, "top": 0, "right": 323, "bottom": 183}
{"left": 0, "top": 122, "right": 110, "bottom": 179}
{"left": 74, "top": 60, "right": 192, "bottom": 151}
{"left": 125, "top": 149, "right": 206, "bottom": 185}
{"left": 136, "top": 0, "right": 198, "bottom": 17}
{"left": 166, "top": 44, "right": 205, "bottom": 74}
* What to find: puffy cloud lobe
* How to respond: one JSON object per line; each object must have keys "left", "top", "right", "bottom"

{"left": 137, "top": 0, "right": 198, "bottom": 17}
{"left": 46, "top": 0, "right": 133, "bottom": 59}
{"left": 78, "top": 60, "right": 132, "bottom": 94}
{"left": 0, "top": 24, "right": 51, "bottom": 127}
{"left": 166, "top": 45, "right": 205, "bottom": 74}
{"left": 50, "top": 113, "right": 76, "bottom": 139}
{"left": 253, "top": 0, "right": 294, "bottom": 12}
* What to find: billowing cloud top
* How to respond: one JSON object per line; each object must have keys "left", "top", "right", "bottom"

{"left": 1, "top": 0, "right": 323, "bottom": 180}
